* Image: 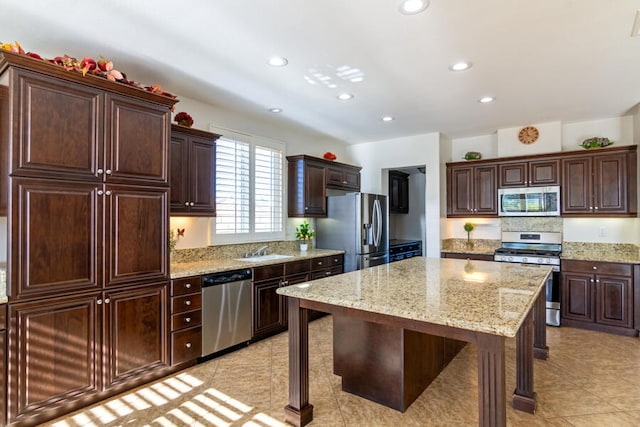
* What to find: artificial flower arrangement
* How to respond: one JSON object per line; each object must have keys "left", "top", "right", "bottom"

{"left": 0, "top": 40, "right": 176, "bottom": 98}
{"left": 295, "top": 220, "right": 315, "bottom": 242}
{"left": 174, "top": 112, "right": 194, "bottom": 127}
{"left": 580, "top": 137, "right": 614, "bottom": 149}
{"left": 323, "top": 151, "right": 337, "bottom": 161}
{"left": 463, "top": 222, "right": 475, "bottom": 244}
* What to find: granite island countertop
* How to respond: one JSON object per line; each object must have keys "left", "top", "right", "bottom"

{"left": 170, "top": 248, "right": 345, "bottom": 279}
{"left": 277, "top": 256, "right": 552, "bottom": 337}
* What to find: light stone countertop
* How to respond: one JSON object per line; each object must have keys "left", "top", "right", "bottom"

{"left": 170, "top": 249, "right": 345, "bottom": 279}
{"left": 277, "top": 256, "right": 552, "bottom": 337}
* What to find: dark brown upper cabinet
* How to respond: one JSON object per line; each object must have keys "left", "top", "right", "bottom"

{"left": 8, "top": 68, "right": 170, "bottom": 185}
{"left": 446, "top": 162, "right": 497, "bottom": 217}
{"left": 499, "top": 158, "right": 560, "bottom": 187}
{"left": 287, "top": 155, "right": 361, "bottom": 217}
{"left": 170, "top": 125, "right": 220, "bottom": 215}
{"left": 561, "top": 146, "right": 637, "bottom": 216}
{"left": 389, "top": 170, "right": 409, "bottom": 214}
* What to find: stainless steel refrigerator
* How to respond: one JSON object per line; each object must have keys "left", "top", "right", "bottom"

{"left": 316, "top": 193, "right": 389, "bottom": 272}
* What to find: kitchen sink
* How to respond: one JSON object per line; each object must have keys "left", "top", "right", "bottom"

{"left": 236, "top": 254, "right": 294, "bottom": 262}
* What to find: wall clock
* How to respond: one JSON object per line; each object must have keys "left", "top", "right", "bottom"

{"left": 518, "top": 126, "right": 539, "bottom": 145}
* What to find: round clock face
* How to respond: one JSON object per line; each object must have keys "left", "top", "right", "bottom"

{"left": 518, "top": 126, "right": 539, "bottom": 144}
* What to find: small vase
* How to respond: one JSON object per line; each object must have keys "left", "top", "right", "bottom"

{"left": 300, "top": 243, "right": 308, "bottom": 252}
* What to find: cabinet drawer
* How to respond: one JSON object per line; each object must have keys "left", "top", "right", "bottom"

{"left": 253, "top": 264, "right": 285, "bottom": 281}
{"left": 171, "top": 326, "right": 202, "bottom": 365}
{"left": 171, "top": 276, "right": 202, "bottom": 296}
{"left": 171, "top": 309, "right": 202, "bottom": 331}
{"left": 171, "top": 293, "right": 202, "bottom": 314}
{"left": 285, "top": 259, "right": 310, "bottom": 276}
{"left": 311, "top": 256, "right": 332, "bottom": 270}
{"left": 562, "top": 260, "right": 633, "bottom": 276}
{"left": 311, "top": 266, "right": 343, "bottom": 280}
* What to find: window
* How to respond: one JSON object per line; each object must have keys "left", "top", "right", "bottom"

{"left": 212, "top": 128, "right": 284, "bottom": 243}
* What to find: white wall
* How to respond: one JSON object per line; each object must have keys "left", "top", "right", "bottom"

{"left": 346, "top": 132, "right": 442, "bottom": 257}
{"left": 0, "top": 217, "right": 6, "bottom": 262}
{"left": 563, "top": 218, "right": 639, "bottom": 244}
{"left": 562, "top": 116, "right": 634, "bottom": 150}
{"left": 497, "top": 121, "right": 562, "bottom": 157}
{"left": 450, "top": 134, "right": 497, "bottom": 163}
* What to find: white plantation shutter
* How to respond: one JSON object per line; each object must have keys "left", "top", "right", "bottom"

{"left": 215, "top": 138, "right": 250, "bottom": 234}
{"left": 254, "top": 145, "right": 283, "bottom": 233}
{"left": 212, "top": 127, "right": 284, "bottom": 242}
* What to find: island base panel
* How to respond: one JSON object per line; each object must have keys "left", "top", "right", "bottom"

{"left": 285, "top": 298, "right": 313, "bottom": 426}
{"left": 284, "top": 404, "right": 313, "bottom": 427}
{"left": 333, "top": 316, "right": 466, "bottom": 411}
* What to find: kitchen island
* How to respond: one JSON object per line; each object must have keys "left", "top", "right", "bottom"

{"left": 277, "top": 256, "right": 552, "bottom": 427}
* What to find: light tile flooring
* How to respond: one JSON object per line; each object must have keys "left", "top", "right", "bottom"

{"left": 46, "top": 316, "right": 640, "bottom": 426}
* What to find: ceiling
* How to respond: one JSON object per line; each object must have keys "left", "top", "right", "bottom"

{"left": 3, "top": 0, "right": 640, "bottom": 144}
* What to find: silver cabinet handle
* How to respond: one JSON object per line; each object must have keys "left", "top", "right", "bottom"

{"left": 185, "top": 317, "right": 191, "bottom": 323}
{"left": 595, "top": 279, "right": 600, "bottom": 283}
{"left": 593, "top": 266, "right": 597, "bottom": 270}
{"left": 594, "top": 206, "right": 598, "bottom": 210}
{"left": 97, "top": 299, "right": 102, "bottom": 305}
{"left": 185, "top": 300, "right": 191, "bottom": 306}
{"left": 97, "top": 190, "right": 104, "bottom": 196}
{"left": 105, "top": 169, "right": 112, "bottom": 175}
{"left": 105, "top": 190, "right": 111, "bottom": 196}
{"left": 185, "top": 202, "right": 190, "bottom": 206}
{"left": 97, "top": 169, "right": 104, "bottom": 175}
{"left": 318, "top": 261, "right": 323, "bottom": 266}
{"left": 185, "top": 283, "right": 191, "bottom": 289}
{"left": 104, "top": 298, "right": 110, "bottom": 304}
{"left": 190, "top": 202, "right": 195, "bottom": 206}
{"left": 325, "top": 271, "right": 331, "bottom": 276}
{"left": 185, "top": 342, "right": 192, "bottom": 348}
{"left": 305, "top": 206, "right": 309, "bottom": 210}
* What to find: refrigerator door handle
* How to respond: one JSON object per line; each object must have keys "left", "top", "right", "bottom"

{"left": 373, "top": 199, "right": 382, "bottom": 247}
{"left": 367, "top": 254, "right": 387, "bottom": 261}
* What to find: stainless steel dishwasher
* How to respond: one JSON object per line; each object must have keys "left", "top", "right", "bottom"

{"left": 201, "top": 268, "right": 252, "bottom": 357}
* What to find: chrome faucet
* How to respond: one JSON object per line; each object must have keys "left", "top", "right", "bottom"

{"left": 251, "top": 245, "right": 269, "bottom": 257}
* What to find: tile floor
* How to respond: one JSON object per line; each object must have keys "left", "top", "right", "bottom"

{"left": 46, "top": 316, "right": 640, "bottom": 426}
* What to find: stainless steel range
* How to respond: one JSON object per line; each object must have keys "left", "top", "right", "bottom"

{"left": 493, "top": 231, "right": 562, "bottom": 326}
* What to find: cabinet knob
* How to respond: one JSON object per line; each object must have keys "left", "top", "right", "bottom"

{"left": 593, "top": 266, "right": 597, "bottom": 270}
{"left": 595, "top": 279, "right": 600, "bottom": 283}
{"left": 105, "top": 169, "right": 112, "bottom": 175}
{"left": 334, "top": 258, "right": 338, "bottom": 262}
{"left": 305, "top": 206, "right": 309, "bottom": 210}
{"left": 185, "top": 283, "right": 191, "bottom": 289}
{"left": 325, "top": 271, "right": 331, "bottom": 276}
{"left": 185, "top": 317, "right": 191, "bottom": 323}
{"left": 105, "top": 190, "right": 112, "bottom": 196}
{"left": 104, "top": 297, "right": 111, "bottom": 304}
{"left": 97, "top": 299, "right": 102, "bottom": 305}
{"left": 594, "top": 206, "right": 598, "bottom": 210}
{"left": 185, "top": 342, "right": 192, "bottom": 348}
{"left": 190, "top": 202, "right": 195, "bottom": 206}
{"left": 97, "top": 169, "right": 104, "bottom": 175}
{"left": 185, "top": 202, "right": 190, "bottom": 206}
{"left": 185, "top": 300, "right": 191, "bottom": 306}
{"left": 318, "top": 262, "right": 323, "bottom": 265}
{"left": 97, "top": 190, "right": 104, "bottom": 196}
{"left": 342, "top": 181, "right": 348, "bottom": 184}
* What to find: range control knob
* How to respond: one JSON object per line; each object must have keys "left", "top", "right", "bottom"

{"left": 522, "top": 257, "right": 528, "bottom": 263}
{"left": 538, "top": 258, "right": 544, "bottom": 264}
{"left": 507, "top": 256, "right": 513, "bottom": 262}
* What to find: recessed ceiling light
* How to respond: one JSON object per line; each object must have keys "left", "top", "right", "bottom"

{"left": 449, "top": 61, "right": 472, "bottom": 71}
{"left": 269, "top": 108, "right": 283, "bottom": 113}
{"left": 478, "top": 96, "right": 495, "bottom": 103}
{"left": 382, "top": 116, "right": 394, "bottom": 122}
{"left": 399, "top": 0, "right": 429, "bottom": 15}
{"left": 337, "top": 93, "right": 354, "bottom": 101}
{"left": 267, "top": 56, "right": 288, "bottom": 67}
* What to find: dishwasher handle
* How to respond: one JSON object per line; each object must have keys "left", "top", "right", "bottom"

{"left": 202, "top": 269, "right": 252, "bottom": 287}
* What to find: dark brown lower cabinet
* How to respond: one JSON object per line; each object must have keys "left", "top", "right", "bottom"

{"left": 561, "top": 260, "right": 637, "bottom": 336}
{"left": 1, "top": 303, "right": 6, "bottom": 427}
{"left": 7, "top": 283, "right": 169, "bottom": 425}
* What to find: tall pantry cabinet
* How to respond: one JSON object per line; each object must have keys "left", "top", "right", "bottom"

{"left": 0, "top": 50, "right": 177, "bottom": 426}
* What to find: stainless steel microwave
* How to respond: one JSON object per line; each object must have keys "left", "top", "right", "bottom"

{"left": 498, "top": 186, "right": 561, "bottom": 216}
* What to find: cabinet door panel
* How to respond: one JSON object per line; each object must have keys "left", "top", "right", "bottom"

{"left": 562, "top": 157, "right": 591, "bottom": 213}
{"left": 303, "top": 162, "right": 326, "bottom": 216}
{"left": 8, "top": 294, "right": 101, "bottom": 423}
{"left": 499, "top": 162, "right": 526, "bottom": 187}
{"left": 447, "top": 166, "right": 473, "bottom": 216}
{"left": 104, "top": 283, "right": 168, "bottom": 388}
{"left": 561, "top": 273, "right": 594, "bottom": 322}
{"left": 105, "top": 186, "right": 168, "bottom": 288}
{"left": 529, "top": 159, "right": 560, "bottom": 186}
{"left": 105, "top": 94, "right": 169, "bottom": 185}
{"left": 596, "top": 276, "right": 633, "bottom": 328}
{"left": 189, "top": 137, "right": 216, "bottom": 214}
{"left": 169, "top": 133, "right": 189, "bottom": 212}
{"left": 474, "top": 165, "right": 497, "bottom": 214}
{"left": 11, "top": 179, "right": 101, "bottom": 299}
{"left": 594, "top": 154, "right": 627, "bottom": 213}
{"left": 253, "top": 279, "right": 285, "bottom": 337}
{"left": 12, "top": 70, "right": 102, "bottom": 181}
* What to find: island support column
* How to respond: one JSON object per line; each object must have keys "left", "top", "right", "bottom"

{"left": 477, "top": 333, "right": 506, "bottom": 427}
{"left": 284, "top": 297, "right": 313, "bottom": 427}
{"left": 513, "top": 309, "right": 536, "bottom": 413}
{"left": 533, "top": 291, "right": 549, "bottom": 360}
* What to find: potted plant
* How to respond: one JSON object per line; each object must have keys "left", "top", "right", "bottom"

{"left": 463, "top": 222, "right": 475, "bottom": 246}
{"left": 295, "top": 220, "right": 315, "bottom": 252}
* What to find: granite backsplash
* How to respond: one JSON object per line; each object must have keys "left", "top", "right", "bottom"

{"left": 172, "top": 240, "right": 306, "bottom": 263}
